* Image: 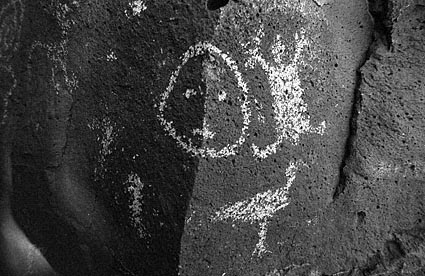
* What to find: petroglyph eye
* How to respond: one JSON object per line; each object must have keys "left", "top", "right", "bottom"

{"left": 184, "top": 88, "right": 199, "bottom": 99}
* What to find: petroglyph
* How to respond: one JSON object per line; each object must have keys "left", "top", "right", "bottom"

{"left": 212, "top": 160, "right": 306, "bottom": 257}
{"left": 29, "top": 41, "right": 78, "bottom": 96}
{"left": 158, "top": 41, "right": 251, "bottom": 158}
{"left": 88, "top": 117, "right": 116, "bottom": 179}
{"left": 51, "top": 1, "right": 76, "bottom": 36}
{"left": 158, "top": 24, "right": 325, "bottom": 159}
{"left": 244, "top": 25, "right": 326, "bottom": 159}
{"left": 126, "top": 172, "right": 148, "bottom": 238}
{"left": 26, "top": 1, "right": 79, "bottom": 97}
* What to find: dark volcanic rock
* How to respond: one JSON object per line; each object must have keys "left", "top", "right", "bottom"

{"left": 179, "top": 0, "right": 373, "bottom": 275}
{"left": 2, "top": 0, "right": 218, "bottom": 275}
{"left": 334, "top": 1, "right": 425, "bottom": 275}
{"left": 0, "top": 0, "right": 424, "bottom": 276}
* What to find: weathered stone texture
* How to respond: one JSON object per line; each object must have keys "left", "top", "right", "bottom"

{"left": 0, "top": 0, "right": 424, "bottom": 276}
{"left": 335, "top": 1, "right": 425, "bottom": 275}
{"left": 179, "top": 0, "right": 373, "bottom": 275}
{"left": 2, "top": 0, "right": 218, "bottom": 275}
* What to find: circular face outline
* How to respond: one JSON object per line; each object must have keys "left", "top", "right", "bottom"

{"left": 158, "top": 41, "right": 251, "bottom": 158}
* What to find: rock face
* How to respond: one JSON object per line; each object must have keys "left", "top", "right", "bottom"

{"left": 0, "top": 0, "right": 424, "bottom": 276}
{"left": 179, "top": 0, "right": 372, "bottom": 275}
{"left": 334, "top": 1, "right": 425, "bottom": 274}
{"left": 1, "top": 1, "right": 219, "bottom": 275}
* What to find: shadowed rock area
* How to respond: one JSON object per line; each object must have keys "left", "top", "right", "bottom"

{"left": 1, "top": 0, "right": 217, "bottom": 275}
{"left": 0, "top": 0, "right": 424, "bottom": 276}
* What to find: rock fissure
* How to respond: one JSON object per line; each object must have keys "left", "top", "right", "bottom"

{"left": 332, "top": 0, "right": 395, "bottom": 201}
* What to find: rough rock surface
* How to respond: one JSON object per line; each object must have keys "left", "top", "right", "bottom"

{"left": 179, "top": 0, "right": 372, "bottom": 275}
{"left": 2, "top": 1, "right": 219, "bottom": 275}
{"left": 334, "top": 0, "right": 425, "bottom": 275}
{"left": 0, "top": 0, "right": 424, "bottom": 276}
